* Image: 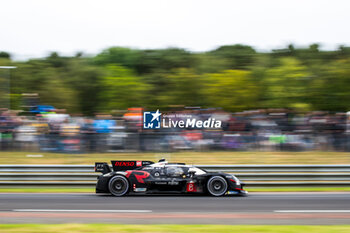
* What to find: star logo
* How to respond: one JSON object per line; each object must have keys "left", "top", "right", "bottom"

{"left": 143, "top": 109, "right": 162, "bottom": 129}
{"left": 151, "top": 109, "right": 161, "bottom": 122}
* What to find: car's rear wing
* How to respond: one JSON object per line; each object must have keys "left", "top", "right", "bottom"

{"left": 94, "top": 162, "right": 111, "bottom": 174}
{"left": 95, "top": 160, "right": 154, "bottom": 174}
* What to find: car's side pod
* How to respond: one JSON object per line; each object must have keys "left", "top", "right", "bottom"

{"left": 95, "top": 162, "right": 111, "bottom": 174}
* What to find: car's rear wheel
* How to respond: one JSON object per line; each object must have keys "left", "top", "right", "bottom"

{"left": 207, "top": 176, "right": 227, "bottom": 196}
{"left": 108, "top": 175, "right": 129, "bottom": 196}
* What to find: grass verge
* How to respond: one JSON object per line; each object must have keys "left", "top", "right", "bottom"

{"left": 1, "top": 224, "right": 350, "bottom": 233}
{"left": 0, "top": 151, "right": 349, "bottom": 164}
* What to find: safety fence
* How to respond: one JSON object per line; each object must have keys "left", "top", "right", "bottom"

{"left": 1, "top": 164, "right": 350, "bottom": 187}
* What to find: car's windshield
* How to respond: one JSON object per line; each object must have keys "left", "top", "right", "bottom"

{"left": 188, "top": 167, "right": 206, "bottom": 175}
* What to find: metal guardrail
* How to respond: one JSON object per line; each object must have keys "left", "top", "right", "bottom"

{"left": 1, "top": 164, "right": 350, "bottom": 187}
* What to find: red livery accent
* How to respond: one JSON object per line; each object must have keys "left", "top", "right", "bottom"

{"left": 115, "top": 161, "right": 134, "bottom": 166}
{"left": 136, "top": 161, "right": 142, "bottom": 166}
{"left": 125, "top": 171, "right": 132, "bottom": 177}
{"left": 186, "top": 182, "right": 197, "bottom": 192}
{"left": 126, "top": 171, "right": 150, "bottom": 183}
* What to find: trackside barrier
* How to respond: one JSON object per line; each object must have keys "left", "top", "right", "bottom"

{"left": 1, "top": 164, "right": 350, "bottom": 187}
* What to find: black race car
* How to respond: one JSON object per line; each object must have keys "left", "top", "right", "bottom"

{"left": 95, "top": 159, "right": 247, "bottom": 197}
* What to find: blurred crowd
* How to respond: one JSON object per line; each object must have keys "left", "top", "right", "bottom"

{"left": 0, "top": 108, "right": 350, "bottom": 153}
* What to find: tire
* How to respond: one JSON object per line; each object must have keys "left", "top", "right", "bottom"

{"left": 108, "top": 175, "right": 130, "bottom": 197}
{"left": 207, "top": 176, "right": 228, "bottom": 197}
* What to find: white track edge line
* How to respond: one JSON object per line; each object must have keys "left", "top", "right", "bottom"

{"left": 12, "top": 209, "right": 152, "bottom": 213}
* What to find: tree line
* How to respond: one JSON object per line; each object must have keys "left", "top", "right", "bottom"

{"left": 1, "top": 44, "right": 350, "bottom": 115}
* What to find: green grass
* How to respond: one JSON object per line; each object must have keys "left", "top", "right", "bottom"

{"left": 0, "top": 224, "right": 350, "bottom": 233}
{"left": 1, "top": 187, "right": 350, "bottom": 193}
{"left": 0, "top": 151, "right": 350, "bottom": 165}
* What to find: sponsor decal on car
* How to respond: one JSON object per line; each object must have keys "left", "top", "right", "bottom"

{"left": 168, "top": 180, "right": 179, "bottom": 185}
{"left": 115, "top": 161, "right": 135, "bottom": 166}
{"left": 154, "top": 181, "right": 167, "bottom": 185}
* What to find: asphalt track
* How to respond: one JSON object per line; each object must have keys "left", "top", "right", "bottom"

{"left": 0, "top": 192, "right": 350, "bottom": 224}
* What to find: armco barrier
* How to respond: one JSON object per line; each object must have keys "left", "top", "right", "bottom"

{"left": 1, "top": 164, "right": 350, "bottom": 187}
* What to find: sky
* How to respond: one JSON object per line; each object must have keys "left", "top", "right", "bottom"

{"left": 1, "top": 0, "right": 349, "bottom": 60}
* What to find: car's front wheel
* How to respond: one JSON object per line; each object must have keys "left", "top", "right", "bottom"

{"left": 108, "top": 175, "right": 130, "bottom": 197}
{"left": 207, "top": 176, "right": 227, "bottom": 196}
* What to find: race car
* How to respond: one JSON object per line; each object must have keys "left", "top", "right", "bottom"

{"left": 95, "top": 159, "right": 247, "bottom": 197}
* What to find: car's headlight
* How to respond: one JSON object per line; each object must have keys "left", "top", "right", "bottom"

{"left": 226, "top": 175, "right": 241, "bottom": 185}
